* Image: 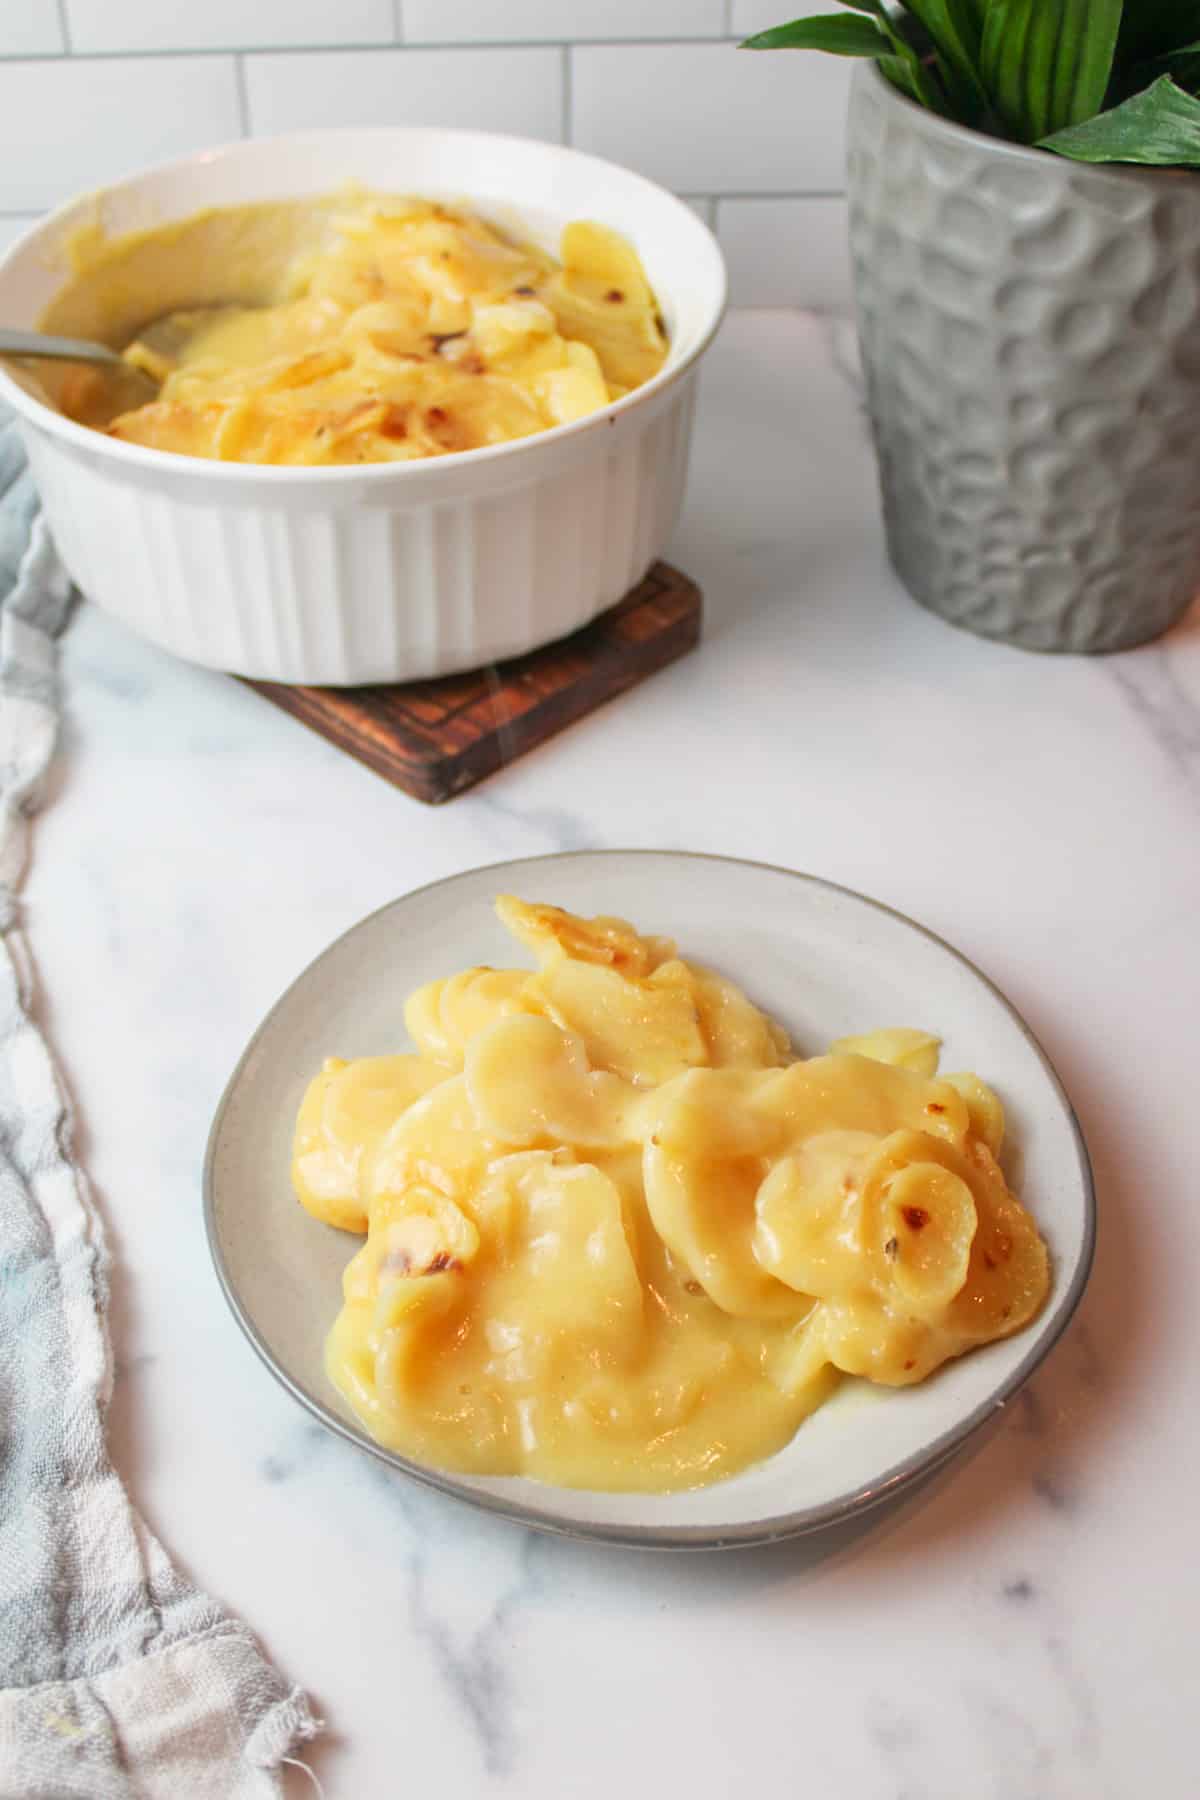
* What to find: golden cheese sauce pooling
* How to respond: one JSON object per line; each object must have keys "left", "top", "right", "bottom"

{"left": 291, "top": 899, "right": 1050, "bottom": 1493}
{"left": 54, "top": 197, "right": 668, "bottom": 463}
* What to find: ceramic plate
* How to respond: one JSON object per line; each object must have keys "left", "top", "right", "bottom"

{"left": 204, "top": 852, "right": 1094, "bottom": 1548}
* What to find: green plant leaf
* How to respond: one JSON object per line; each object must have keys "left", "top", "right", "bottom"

{"left": 878, "top": 50, "right": 944, "bottom": 113}
{"left": 1040, "top": 72, "right": 1200, "bottom": 162}
{"left": 871, "top": 3, "right": 955, "bottom": 113}
{"left": 1117, "top": 2, "right": 1200, "bottom": 64}
{"left": 906, "top": 0, "right": 984, "bottom": 67}
{"left": 904, "top": 0, "right": 989, "bottom": 115}
{"left": 878, "top": 53, "right": 922, "bottom": 103}
{"left": 980, "top": 0, "right": 1124, "bottom": 141}
{"left": 1133, "top": 37, "right": 1200, "bottom": 89}
{"left": 739, "top": 3, "right": 954, "bottom": 113}
{"left": 740, "top": 15, "right": 891, "bottom": 54}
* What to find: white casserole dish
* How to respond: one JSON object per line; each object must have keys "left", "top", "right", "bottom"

{"left": 0, "top": 129, "right": 726, "bottom": 685}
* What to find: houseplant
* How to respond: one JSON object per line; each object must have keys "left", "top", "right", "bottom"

{"left": 745, "top": 3, "right": 1200, "bottom": 652}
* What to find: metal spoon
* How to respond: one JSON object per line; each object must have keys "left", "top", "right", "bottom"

{"left": 0, "top": 325, "right": 162, "bottom": 420}
{"left": 2, "top": 305, "right": 246, "bottom": 380}
{"left": 0, "top": 326, "right": 140, "bottom": 370}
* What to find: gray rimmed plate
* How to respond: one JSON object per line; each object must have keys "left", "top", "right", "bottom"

{"left": 204, "top": 851, "right": 1095, "bottom": 1549}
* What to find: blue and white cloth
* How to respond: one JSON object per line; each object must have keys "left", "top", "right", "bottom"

{"left": 0, "top": 413, "right": 320, "bottom": 1796}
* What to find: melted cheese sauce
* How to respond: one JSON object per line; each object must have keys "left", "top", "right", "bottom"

{"left": 293, "top": 899, "right": 1050, "bottom": 1493}
{"left": 56, "top": 198, "right": 668, "bottom": 463}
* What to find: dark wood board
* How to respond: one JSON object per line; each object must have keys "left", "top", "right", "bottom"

{"left": 240, "top": 561, "right": 701, "bottom": 804}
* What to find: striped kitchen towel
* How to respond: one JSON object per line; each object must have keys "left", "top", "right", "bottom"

{"left": 0, "top": 410, "right": 321, "bottom": 1797}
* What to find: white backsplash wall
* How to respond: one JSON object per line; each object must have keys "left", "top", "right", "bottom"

{"left": 0, "top": 1, "right": 853, "bottom": 310}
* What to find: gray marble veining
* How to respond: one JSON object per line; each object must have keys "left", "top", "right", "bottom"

{"left": 1107, "top": 645, "right": 1200, "bottom": 801}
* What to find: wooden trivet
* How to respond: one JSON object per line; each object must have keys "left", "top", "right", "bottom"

{"left": 240, "top": 560, "right": 701, "bottom": 805}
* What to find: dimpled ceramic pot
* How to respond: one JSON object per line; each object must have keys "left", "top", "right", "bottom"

{"left": 847, "top": 64, "right": 1200, "bottom": 653}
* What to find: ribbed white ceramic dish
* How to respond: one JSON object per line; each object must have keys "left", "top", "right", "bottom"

{"left": 0, "top": 130, "right": 725, "bottom": 685}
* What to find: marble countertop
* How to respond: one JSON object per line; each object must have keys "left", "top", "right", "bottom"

{"left": 26, "top": 312, "right": 1199, "bottom": 1798}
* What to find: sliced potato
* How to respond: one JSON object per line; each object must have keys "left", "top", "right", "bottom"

{"left": 495, "top": 894, "right": 673, "bottom": 975}
{"left": 829, "top": 1027, "right": 942, "bottom": 1079}
{"left": 465, "top": 1013, "right": 645, "bottom": 1149}
{"left": 292, "top": 1053, "right": 445, "bottom": 1232}
{"left": 404, "top": 967, "right": 533, "bottom": 1070}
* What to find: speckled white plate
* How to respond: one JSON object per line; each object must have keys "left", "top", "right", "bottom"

{"left": 204, "top": 851, "right": 1094, "bottom": 1549}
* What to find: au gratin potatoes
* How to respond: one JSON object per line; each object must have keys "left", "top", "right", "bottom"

{"left": 73, "top": 198, "right": 667, "bottom": 464}
{"left": 291, "top": 899, "right": 1050, "bottom": 1494}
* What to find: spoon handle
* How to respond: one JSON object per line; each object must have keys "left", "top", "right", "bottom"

{"left": 0, "top": 329, "right": 125, "bottom": 367}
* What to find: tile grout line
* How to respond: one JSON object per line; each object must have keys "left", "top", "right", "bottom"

{"left": 392, "top": 0, "right": 404, "bottom": 44}
{"left": 54, "top": 0, "right": 71, "bottom": 53}
{"left": 233, "top": 52, "right": 250, "bottom": 135}
{"left": 723, "top": 0, "right": 734, "bottom": 34}
{"left": 0, "top": 35, "right": 738, "bottom": 63}
{"left": 561, "top": 43, "right": 572, "bottom": 145}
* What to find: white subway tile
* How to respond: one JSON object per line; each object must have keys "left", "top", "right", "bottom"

{"left": 0, "top": 216, "right": 43, "bottom": 255}
{"left": 571, "top": 41, "right": 849, "bottom": 193}
{"left": 717, "top": 195, "right": 853, "bottom": 309}
{"left": 402, "top": 0, "right": 725, "bottom": 42}
{"left": 0, "top": 58, "right": 242, "bottom": 213}
{"left": 732, "top": 0, "right": 830, "bottom": 36}
{"left": 65, "top": 0, "right": 394, "bottom": 54}
{"left": 0, "top": 1, "right": 64, "bottom": 56}
{"left": 245, "top": 45, "right": 562, "bottom": 141}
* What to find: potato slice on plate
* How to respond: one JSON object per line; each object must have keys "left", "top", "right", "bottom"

{"left": 292, "top": 1053, "right": 445, "bottom": 1232}
{"left": 941, "top": 1070, "right": 1006, "bottom": 1156}
{"left": 829, "top": 1027, "right": 942, "bottom": 1079}
{"left": 642, "top": 1069, "right": 805, "bottom": 1319}
{"left": 404, "top": 966, "right": 532, "bottom": 1070}
{"left": 366, "top": 1073, "right": 502, "bottom": 1214}
{"left": 465, "top": 1013, "right": 645, "bottom": 1149}
{"left": 753, "top": 1130, "right": 880, "bottom": 1300}
{"left": 528, "top": 955, "right": 708, "bottom": 1086}
{"left": 495, "top": 893, "right": 673, "bottom": 976}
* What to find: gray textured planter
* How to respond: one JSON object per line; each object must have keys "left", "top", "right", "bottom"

{"left": 847, "top": 64, "right": 1200, "bottom": 653}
